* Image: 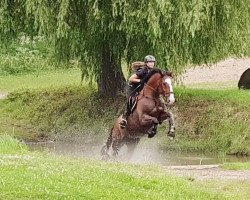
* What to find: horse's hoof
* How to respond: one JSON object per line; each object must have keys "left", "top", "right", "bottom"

{"left": 167, "top": 131, "right": 175, "bottom": 140}
{"left": 101, "top": 154, "right": 110, "bottom": 161}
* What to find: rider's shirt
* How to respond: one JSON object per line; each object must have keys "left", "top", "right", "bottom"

{"left": 135, "top": 66, "right": 151, "bottom": 79}
{"left": 127, "top": 66, "right": 153, "bottom": 96}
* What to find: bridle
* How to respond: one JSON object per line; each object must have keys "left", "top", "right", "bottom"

{"left": 141, "top": 76, "right": 174, "bottom": 100}
{"left": 143, "top": 76, "right": 174, "bottom": 97}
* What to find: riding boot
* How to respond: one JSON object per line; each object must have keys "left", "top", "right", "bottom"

{"left": 119, "top": 101, "right": 131, "bottom": 129}
{"left": 148, "top": 124, "right": 158, "bottom": 138}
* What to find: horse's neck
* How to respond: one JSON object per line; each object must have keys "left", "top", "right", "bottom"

{"left": 142, "top": 85, "right": 159, "bottom": 98}
{"left": 142, "top": 75, "right": 160, "bottom": 98}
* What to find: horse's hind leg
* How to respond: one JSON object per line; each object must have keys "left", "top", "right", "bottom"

{"left": 101, "top": 128, "right": 114, "bottom": 159}
{"left": 111, "top": 138, "right": 124, "bottom": 158}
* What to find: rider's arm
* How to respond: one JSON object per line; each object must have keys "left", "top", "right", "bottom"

{"left": 128, "top": 74, "right": 141, "bottom": 83}
{"left": 128, "top": 67, "right": 147, "bottom": 83}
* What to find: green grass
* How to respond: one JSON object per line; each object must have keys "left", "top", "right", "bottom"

{"left": 159, "top": 87, "right": 250, "bottom": 155}
{"left": 0, "top": 68, "right": 82, "bottom": 92}
{"left": 0, "top": 136, "right": 249, "bottom": 200}
{"left": 221, "top": 162, "right": 250, "bottom": 170}
{"left": 0, "top": 136, "right": 231, "bottom": 200}
{"left": 0, "top": 134, "right": 28, "bottom": 154}
{"left": 197, "top": 180, "right": 250, "bottom": 200}
{"left": 0, "top": 155, "right": 225, "bottom": 200}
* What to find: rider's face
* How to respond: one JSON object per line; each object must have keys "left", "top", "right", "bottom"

{"left": 146, "top": 61, "right": 155, "bottom": 68}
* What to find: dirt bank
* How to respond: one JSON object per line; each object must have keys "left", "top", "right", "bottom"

{"left": 181, "top": 57, "right": 250, "bottom": 86}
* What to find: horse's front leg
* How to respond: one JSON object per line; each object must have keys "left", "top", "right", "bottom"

{"left": 166, "top": 111, "right": 175, "bottom": 139}
{"left": 140, "top": 114, "right": 159, "bottom": 138}
{"left": 159, "top": 111, "right": 176, "bottom": 139}
{"left": 140, "top": 114, "right": 159, "bottom": 126}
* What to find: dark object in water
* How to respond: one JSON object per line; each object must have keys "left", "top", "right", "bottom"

{"left": 238, "top": 68, "right": 250, "bottom": 89}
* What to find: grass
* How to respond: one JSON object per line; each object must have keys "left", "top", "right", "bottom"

{"left": 0, "top": 68, "right": 82, "bottom": 92}
{"left": 0, "top": 135, "right": 249, "bottom": 200}
{"left": 159, "top": 87, "right": 250, "bottom": 155}
{"left": 0, "top": 155, "right": 225, "bottom": 200}
{"left": 197, "top": 180, "right": 250, "bottom": 200}
{"left": 221, "top": 162, "right": 250, "bottom": 170}
{"left": 0, "top": 134, "right": 28, "bottom": 154}
{"left": 0, "top": 136, "right": 241, "bottom": 200}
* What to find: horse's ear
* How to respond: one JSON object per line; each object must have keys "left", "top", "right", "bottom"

{"left": 162, "top": 70, "right": 173, "bottom": 77}
{"left": 166, "top": 71, "right": 173, "bottom": 78}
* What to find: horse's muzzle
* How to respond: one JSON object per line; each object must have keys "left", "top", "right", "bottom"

{"left": 165, "top": 93, "right": 175, "bottom": 105}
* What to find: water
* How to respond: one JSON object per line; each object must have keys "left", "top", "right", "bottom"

{"left": 26, "top": 137, "right": 250, "bottom": 166}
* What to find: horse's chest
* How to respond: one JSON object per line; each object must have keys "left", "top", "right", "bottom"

{"left": 150, "top": 107, "right": 164, "bottom": 116}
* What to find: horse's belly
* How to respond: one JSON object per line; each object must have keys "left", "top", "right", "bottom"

{"left": 126, "top": 125, "right": 150, "bottom": 138}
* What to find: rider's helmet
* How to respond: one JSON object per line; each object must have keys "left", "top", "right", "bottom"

{"left": 144, "top": 55, "right": 156, "bottom": 63}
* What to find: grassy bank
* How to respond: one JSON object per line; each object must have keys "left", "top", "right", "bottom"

{"left": 0, "top": 85, "right": 249, "bottom": 155}
{"left": 0, "top": 85, "right": 123, "bottom": 141}
{"left": 0, "top": 66, "right": 250, "bottom": 155}
{"left": 160, "top": 88, "right": 250, "bottom": 155}
{"left": 0, "top": 136, "right": 249, "bottom": 200}
{"left": 0, "top": 134, "right": 28, "bottom": 154}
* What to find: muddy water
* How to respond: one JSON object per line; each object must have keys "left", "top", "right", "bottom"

{"left": 27, "top": 136, "right": 250, "bottom": 166}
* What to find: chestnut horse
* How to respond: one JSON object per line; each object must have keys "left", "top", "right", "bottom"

{"left": 101, "top": 69, "right": 175, "bottom": 159}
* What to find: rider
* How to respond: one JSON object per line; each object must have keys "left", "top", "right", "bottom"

{"left": 119, "top": 55, "right": 156, "bottom": 129}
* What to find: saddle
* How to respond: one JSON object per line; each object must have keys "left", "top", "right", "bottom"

{"left": 126, "top": 83, "right": 143, "bottom": 116}
{"left": 127, "top": 94, "right": 138, "bottom": 115}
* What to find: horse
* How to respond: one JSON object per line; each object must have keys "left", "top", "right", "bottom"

{"left": 101, "top": 68, "right": 175, "bottom": 159}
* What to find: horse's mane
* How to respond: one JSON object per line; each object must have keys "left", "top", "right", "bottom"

{"left": 142, "top": 68, "right": 163, "bottom": 84}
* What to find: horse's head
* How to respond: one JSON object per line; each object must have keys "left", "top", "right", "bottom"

{"left": 159, "top": 71, "right": 175, "bottom": 105}
{"left": 143, "top": 69, "right": 175, "bottom": 105}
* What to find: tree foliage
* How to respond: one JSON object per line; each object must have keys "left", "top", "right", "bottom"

{"left": 1, "top": 0, "right": 250, "bottom": 94}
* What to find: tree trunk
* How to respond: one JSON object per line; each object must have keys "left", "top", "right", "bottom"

{"left": 98, "top": 47, "right": 126, "bottom": 97}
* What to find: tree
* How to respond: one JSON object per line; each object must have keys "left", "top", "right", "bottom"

{"left": 1, "top": 0, "right": 250, "bottom": 97}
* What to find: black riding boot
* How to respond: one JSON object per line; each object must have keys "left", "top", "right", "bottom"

{"left": 119, "top": 92, "right": 137, "bottom": 129}
{"left": 119, "top": 100, "right": 131, "bottom": 129}
{"left": 148, "top": 124, "right": 158, "bottom": 138}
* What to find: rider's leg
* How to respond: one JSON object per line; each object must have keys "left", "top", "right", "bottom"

{"left": 119, "top": 97, "right": 131, "bottom": 128}
{"left": 119, "top": 84, "right": 140, "bottom": 129}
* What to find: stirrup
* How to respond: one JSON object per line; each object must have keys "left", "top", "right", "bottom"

{"left": 119, "top": 118, "right": 127, "bottom": 129}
